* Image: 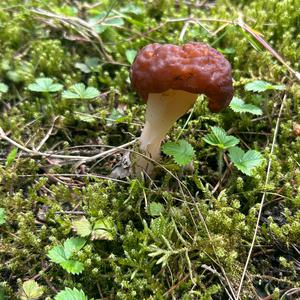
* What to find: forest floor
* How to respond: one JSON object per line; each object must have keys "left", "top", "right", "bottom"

{"left": 0, "top": 0, "right": 300, "bottom": 299}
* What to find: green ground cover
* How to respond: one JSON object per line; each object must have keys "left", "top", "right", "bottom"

{"left": 0, "top": 0, "right": 300, "bottom": 299}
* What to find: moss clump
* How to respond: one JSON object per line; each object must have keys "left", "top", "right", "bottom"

{"left": 0, "top": 0, "right": 300, "bottom": 299}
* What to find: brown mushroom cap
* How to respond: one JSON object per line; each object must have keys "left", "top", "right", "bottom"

{"left": 130, "top": 42, "right": 234, "bottom": 112}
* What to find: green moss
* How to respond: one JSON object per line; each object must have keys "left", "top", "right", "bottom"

{"left": 0, "top": 0, "right": 299, "bottom": 299}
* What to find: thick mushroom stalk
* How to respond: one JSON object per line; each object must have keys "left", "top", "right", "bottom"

{"left": 138, "top": 89, "right": 197, "bottom": 171}
{"left": 131, "top": 42, "right": 234, "bottom": 175}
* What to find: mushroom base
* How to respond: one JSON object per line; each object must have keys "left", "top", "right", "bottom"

{"left": 135, "top": 89, "right": 198, "bottom": 175}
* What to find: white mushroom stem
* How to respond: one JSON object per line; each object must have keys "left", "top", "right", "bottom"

{"left": 137, "top": 89, "right": 198, "bottom": 173}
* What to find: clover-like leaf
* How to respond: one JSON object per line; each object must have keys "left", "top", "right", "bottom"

{"left": 55, "top": 287, "right": 88, "bottom": 300}
{"left": 62, "top": 83, "right": 100, "bottom": 99}
{"left": 20, "top": 279, "right": 44, "bottom": 300}
{"left": 28, "top": 78, "right": 63, "bottom": 93}
{"left": 92, "top": 218, "right": 115, "bottom": 241}
{"left": 63, "top": 237, "right": 86, "bottom": 259}
{"left": 0, "top": 83, "right": 8, "bottom": 94}
{"left": 229, "top": 97, "right": 263, "bottom": 115}
{"left": 0, "top": 208, "right": 6, "bottom": 226}
{"left": 60, "top": 260, "right": 84, "bottom": 275}
{"left": 244, "top": 80, "right": 285, "bottom": 93}
{"left": 162, "top": 140, "right": 195, "bottom": 166}
{"left": 228, "top": 146, "right": 264, "bottom": 176}
{"left": 203, "top": 127, "right": 239, "bottom": 150}
{"left": 73, "top": 217, "right": 92, "bottom": 237}
{"left": 47, "top": 245, "right": 67, "bottom": 264}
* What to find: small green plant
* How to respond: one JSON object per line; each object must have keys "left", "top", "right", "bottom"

{"left": 55, "top": 287, "right": 88, "bottom": 300}
{"left": 62, "top": 83, "right": 100, "bottom": 99}
{"left": 244, "top": 80, "right": 285, "bottom": 93}
{"left": 203, "top": 126, "right": 264, "bottom": 176}
{"left": 19, "top": 280, "right": 44, "bottom": 300}
{"left": 202, "top": 126, "right": 239, "bottom": 150}
{"left": 47, "top": 237, "right": 86, "bottom": 274}
{"left": 73, "top": 217, "right": 115, "bottom": 240}
{"left": 229, "top": 96, "right": 262, "bottom": 115}
{"left": 27, "top": 77, "right": 63, "bottom": 93}
{"left": 162, "top": 140, "right": 195, "bottom": 166}
{"left": 228, "top": 146, "right": 264, "bottom": 176}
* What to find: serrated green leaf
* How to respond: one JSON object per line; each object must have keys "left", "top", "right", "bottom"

{"left": 55, "top": 287, "right": 88, "bottom": 300}
{"left": 229, "top": 146, "right": 264, "bottom": 176}
{"left": 0, "top": 208, "right": 6, "bottom": 226}
{"left": 147, "top": 202, "right": 165, "bottom": 217}
{"left": 60, "top": 260, "right": 84, "bottom": 274}
{"left": 47, "top": 245, "right": 67, "bottom": 264}
{"left": 63, "top": 237, "right": 86, "bottom": 259}
{"left": 62, "top": 83, "right": 100, "bottom": 99}
{"left": 20, "top": 279, "right": 44, "bottom": 300}
{"left": 92, "top": 218, "right": 115, "bottom": 241}
{"left": 244, "top": 80, "right": 285, "bottom": 93}
{"left": 28, "top": 78, "right": 63, "bottom": 93}
{"left": 6, "top": 147, "right": 18, "bottom": 167}
{"left": 125, "top": 49, "right": 137, "bottom": 64}
{"left": 0, "top": 83, "right": 8, "bottom": 93}
{"left": 229, "top": 97, "right": 263, "bottom": 115}
{"left": 202, "top": 127, "right": 239, "bottom": 150}
{"left": 162, "top": 140, "right": 195, "bottom": 166}
{"left": 73, "top": 217, "right": 92, "bottom": 237}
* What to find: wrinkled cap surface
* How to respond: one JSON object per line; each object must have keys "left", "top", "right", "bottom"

{"left": 131, "top": 42, "right": 233, "bottom": 112}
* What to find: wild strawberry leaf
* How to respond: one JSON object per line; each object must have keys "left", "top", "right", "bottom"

{"left": 60, "top": 260, "right": 84, "bottom": 275}
{"left": 92, "top": 218, "right": 115, "bottom": 241}
{"left": 162, "top": 140, "right": 195, "bottom": 166}
{"left": 203, "top": 126, "right": 239, "bottom": 150}
{"left": 229, "top": 97, "right": 263, "bottom": 115}
{"left": 229, "top": 146, "right": 264, "bottom": 176}
{"left": 73, "top": 217, "right": 92, "bottom": 237}
{"left": 244, "top": 80, "right": 285, "bottom": 93}
{"left": 47, "top": 245, "right": 67, "bottom": 264}
{"left": 55, "top": 287, "right": 88, "bottom": 300}
{"left": 63, "top": 237, "right": 86, "bottom": 259}
{"left": 20, "top": 279, "right": 44, "bottom": 300}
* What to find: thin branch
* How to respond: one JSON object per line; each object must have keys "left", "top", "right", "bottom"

{"left": 236, "top": 94, "right": 287, "bottom": 299}
{"left": 0, "top": 126, "right": 137, "bottom": 162}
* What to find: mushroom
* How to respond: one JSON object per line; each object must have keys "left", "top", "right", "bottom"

{"left": 130, "top": 42, "right": 233, "bottom": 173}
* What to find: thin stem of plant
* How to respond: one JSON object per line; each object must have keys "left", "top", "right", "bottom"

{"left": 236, "top": 94, "right": 287, "bottom": 299}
